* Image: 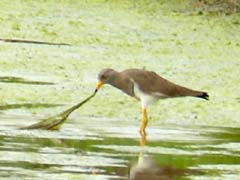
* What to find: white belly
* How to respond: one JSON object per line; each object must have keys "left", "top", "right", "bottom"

{"left": 132, "top": 80, "right": 167, "bottom": 108}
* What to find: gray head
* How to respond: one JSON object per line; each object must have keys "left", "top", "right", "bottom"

{"left": 98, "top": 68, "right": 118, "bottom": 83}
{"left": 96, "top": 68, "right": 117, "bottom": 91}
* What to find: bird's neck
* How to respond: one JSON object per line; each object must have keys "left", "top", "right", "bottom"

{"left": 108, "top": 72, "right": 134, "bottom": 97}
{"left": 108, "top": 72, "right": 123, "bottom": 89}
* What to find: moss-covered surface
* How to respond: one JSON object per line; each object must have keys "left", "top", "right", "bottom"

{"left": 0, "top": 0, "right": 239, "bottom": 128}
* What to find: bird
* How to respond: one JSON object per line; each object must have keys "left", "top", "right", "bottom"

{"left": 95, "top": 68, "right": 209, "bottom": 135}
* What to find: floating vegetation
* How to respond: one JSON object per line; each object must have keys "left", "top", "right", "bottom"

{"left": 0, "top": 103, "right": 62, "bottom": 110}
{"left": 0, "top": 76, "right": 54, "bottom": 85}
{"left": 21, "top": 91, "right": 97, "bottom": 130}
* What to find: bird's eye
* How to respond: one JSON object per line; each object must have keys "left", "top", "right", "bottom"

{"left": 101, "top": 75, "right": 106, "bottom": 80}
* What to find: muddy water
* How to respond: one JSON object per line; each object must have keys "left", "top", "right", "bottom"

{"left": 0, "top": 112, "right": 240, "bottom": 180}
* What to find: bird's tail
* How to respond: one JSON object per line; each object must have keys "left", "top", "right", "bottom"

{"left": 195, "top": 92, "right": 209, "bottom": 100}
{"left": 167, "top": 82, "right": 209, "bottom": 100}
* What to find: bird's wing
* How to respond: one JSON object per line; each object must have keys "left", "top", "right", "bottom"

{"left": 122, "top": 69, "right": 191, "bottom": 97}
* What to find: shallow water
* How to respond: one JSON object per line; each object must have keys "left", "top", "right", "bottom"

{"left": 0, "top": 111, "right": 240, "bottom": 180}
{"left": 0, "top": 1, "right": 240, "bottom": 179}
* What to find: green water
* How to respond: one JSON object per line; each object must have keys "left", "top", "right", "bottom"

{"left": 0, "top": 114, "right": 240, "bottom": 179}
{"left": 0, "top": 0, "right": 240, "bottom": 179}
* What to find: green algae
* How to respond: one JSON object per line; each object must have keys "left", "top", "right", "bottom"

{"left": 0, "top": 76, "right": 54, "bottom": 85}
{"left": 0, "top": 1, "right": 239, "bottom": 179}
{"left": 0, "top": 0, "right": 239, "bottom": 128}
{"left": 0, "top": 103, "right": 62, "bottom": 110}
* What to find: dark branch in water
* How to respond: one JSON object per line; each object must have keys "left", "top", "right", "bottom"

{"left": 20, "top": 91, "right": 97, "bottom": 130}
{"left": 0, "top": 38, "right": 71, "bottom": 46}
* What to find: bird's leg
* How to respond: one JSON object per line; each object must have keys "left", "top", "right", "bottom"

{"left": 139, "top": 108, "right": 148, "bottom": 136}
{"left": 140, "top": 133, "right": 147, "bottom": 147}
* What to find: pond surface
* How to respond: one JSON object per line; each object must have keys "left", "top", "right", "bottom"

{"left": 0, "top": 1, "right": 240, "bottom": 179}
{"left": 0, "top": 112, "right": 240, "bottom": 180}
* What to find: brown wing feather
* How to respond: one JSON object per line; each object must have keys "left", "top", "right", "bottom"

{"left": 121, "top": 69, "right": 202, "bottom": 98}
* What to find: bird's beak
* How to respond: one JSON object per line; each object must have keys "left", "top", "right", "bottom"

{"left": 95, "top": 80, "right": 103, "bottom": 93}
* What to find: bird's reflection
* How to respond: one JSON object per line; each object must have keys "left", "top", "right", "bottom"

{"left": 129, "top": 134, "right": 192, "bottom": 180}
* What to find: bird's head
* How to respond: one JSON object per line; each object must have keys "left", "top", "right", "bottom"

{"left": 95, "top": 68, "right": 116, "bottom": 92}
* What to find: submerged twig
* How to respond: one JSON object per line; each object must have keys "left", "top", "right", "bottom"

{"left": 21, "top": 91, "right": 97, "bottom": 130}
{"left": 0, "top": 38, "right": 71, "bottom": 46}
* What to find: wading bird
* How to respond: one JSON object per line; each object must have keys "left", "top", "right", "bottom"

{"left": 95, "top": 68, "right": 209, "bottom": 135}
